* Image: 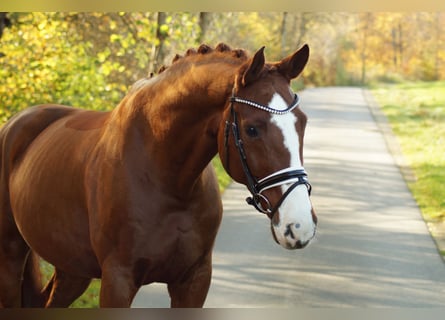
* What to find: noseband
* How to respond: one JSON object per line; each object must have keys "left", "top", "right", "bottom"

{"left": 224, "top": 91, "right": 312, "bottom": 219}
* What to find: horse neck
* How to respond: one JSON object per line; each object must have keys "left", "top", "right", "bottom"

{"left": 109, "top": 61, "right": 238, "bottom": 196}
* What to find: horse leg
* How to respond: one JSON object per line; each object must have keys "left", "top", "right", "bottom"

{"left": 21, "top": 251, "right": 46, "bottom": 307}
{"left": 167, "top": 253, "right": 212, "bottom": 308}
{"left": 40, "top": 272, "right": 55, "bottom": 305}
{"left": 0, "top": 226, "right": 30, "bottom": 307}
{"left": 99, "top": 260, "right": 139, "bottom": 307}
{"left": 43, "top": 268, "right": 92, "bottom": 307}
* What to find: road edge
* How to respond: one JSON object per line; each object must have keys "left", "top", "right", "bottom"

{"left": 363, "top": 88, "right": 445, "bottom": 262}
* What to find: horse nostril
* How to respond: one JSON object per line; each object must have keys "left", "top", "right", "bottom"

{"left": 284, "top": 223, "right": 296, "bottom": 239}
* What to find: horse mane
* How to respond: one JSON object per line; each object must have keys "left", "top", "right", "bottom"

{"left": 129, "top": 43, "right": 250, "bottom": 97}
{"left": 153, "top": 43, "right": 249, "bottom": 77}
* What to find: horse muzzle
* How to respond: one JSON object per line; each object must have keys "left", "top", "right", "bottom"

{"left": 270, "top": 185, "right": 317, "bottom": 250}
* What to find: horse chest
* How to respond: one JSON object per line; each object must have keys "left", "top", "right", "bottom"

{"left": 111, "top": 207, "right": 220, "bottom": 285}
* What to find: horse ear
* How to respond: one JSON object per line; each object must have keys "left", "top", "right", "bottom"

{"left": 241, "top": 46, "right": 265, "bottom": 87}
{"left": 277, "top": 44, "right": 309, "bottom": 80}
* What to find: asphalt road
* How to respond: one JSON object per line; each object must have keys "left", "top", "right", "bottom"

{"left": 132, "top": 87, "right": 445, "bottom": 307}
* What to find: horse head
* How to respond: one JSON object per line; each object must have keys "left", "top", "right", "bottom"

{"left": 218, "top": 44, "right": 317, "bottom": 250}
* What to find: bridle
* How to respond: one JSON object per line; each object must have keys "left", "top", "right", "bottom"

{"left": 223, "top": 89, "right": 312, "bottom": 219}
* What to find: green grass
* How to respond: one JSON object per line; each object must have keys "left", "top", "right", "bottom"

{"left": 39, "top": 264, "right": 101, "bottom": 308}
{"left": 371, "top": 81, "right": 445, "bottom": 222}
{"left": 40, "top": 156, "right": 232, "bottom": 308}
{"left": 212, "top": 156, "right": 232, "bottom": 192}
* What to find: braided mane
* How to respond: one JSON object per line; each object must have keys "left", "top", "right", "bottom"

{"left": 130, "top": 43, "right": 250, "bottom": 96}
{"left": 153, "top": 43, "right": 249, "bottom": 76}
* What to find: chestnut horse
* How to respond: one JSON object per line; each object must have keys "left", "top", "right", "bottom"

{"left": 0, "top": 43, "right": 316, "bottom": 308}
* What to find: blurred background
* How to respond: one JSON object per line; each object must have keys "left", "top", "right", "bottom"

{"left": 1, "top": 12, "right": 444, "bottom": 118}
{"left": 0, "top": 12, "right": 443, "bottom": 308}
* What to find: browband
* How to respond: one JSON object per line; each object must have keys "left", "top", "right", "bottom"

{"left": 230, "top": 93, "right": 300, "bottom": 115}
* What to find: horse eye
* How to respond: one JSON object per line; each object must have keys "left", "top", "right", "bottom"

{"left": 245, "top": 125, "right": 259, "bottom": 138}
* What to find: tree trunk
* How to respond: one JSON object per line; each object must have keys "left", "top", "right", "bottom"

{"left": 150, "top": 12, "right": 168, "bottom": 72}
{"left": 360, "top": 13, "right": 372, "bottom": 85}
{"left": 391, "top": 27, "right": 398, "bottom": 68}
{"left": 0, "top": 12, "right": 11, "bottom": 57}
{"left": 434, "top": 13, "right": 440, "bottom": 80}
{"left": 0, "top": 12, "right": 11, "bottom": 39}
{"left": 197, "top": 12, "right": 212, "bottom": 44}
{"left": 397, "top": 22, "right": 403, "bottom": 71}
{"left": 280, "top": 12, "right": 288, "bottom": 56}
{"left": 295, "top": 12, "right": 309, "bottom": 47}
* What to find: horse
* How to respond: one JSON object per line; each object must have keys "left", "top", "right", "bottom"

{"left": 0, "top": 43, "right": 317, "bottom": 308}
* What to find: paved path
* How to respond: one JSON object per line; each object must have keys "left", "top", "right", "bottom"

{"left": 132, "top": 87, "right": 445, "bottom": 307}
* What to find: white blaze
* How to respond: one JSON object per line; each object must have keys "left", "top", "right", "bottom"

{"left": 269, "top": 94, "right": 302, "bottom": 168}
{"left": 268, "top": 93, "right": 315, "bottom": 249}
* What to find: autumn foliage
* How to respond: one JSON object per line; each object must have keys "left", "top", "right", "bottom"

{"left": 1, "top": 12, "right": 444, "bottom": 122}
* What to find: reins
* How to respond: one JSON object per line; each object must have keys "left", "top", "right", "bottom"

{"left": 224, "top": 90, "right": 312, "bottom": 219}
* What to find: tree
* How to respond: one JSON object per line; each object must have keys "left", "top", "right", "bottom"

{"left": 0, "top": 12, "right": 11, "bottom": 57}
{"left": 0, "top": 12, "right": 11, "bottom": 39}
{"left": 151, "top": 12, "right": 168, "bottom": 72}
{"left": 0, "top": 13, "right": 121, "bottom": 120}
{"left": 359, "top": 13, "right": 373, "bottom": 85}
{"left": 197, "top": 12, "right": 212, "bottom": 44}
{"left": 1, "top": 11, "right": 445, "bottom": 125}
{"left": 279, "top": 12, "right": 288, "bottom": 56}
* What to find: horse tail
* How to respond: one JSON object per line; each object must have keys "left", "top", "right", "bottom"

{"left": 21, "top": 251, "right": 46, "bottom": 307}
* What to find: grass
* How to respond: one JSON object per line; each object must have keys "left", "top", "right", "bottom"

{"left": 40, "top": 156, "right": 232, "bottom": 308}
{"left": 212, "top": 156, "right": 232, "bottom": 192}
{"left": 38, "top": 262, "right": 101, "bottom": 307}
{"left": 370, "top": 81, "right": 445, "bottom": 222}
